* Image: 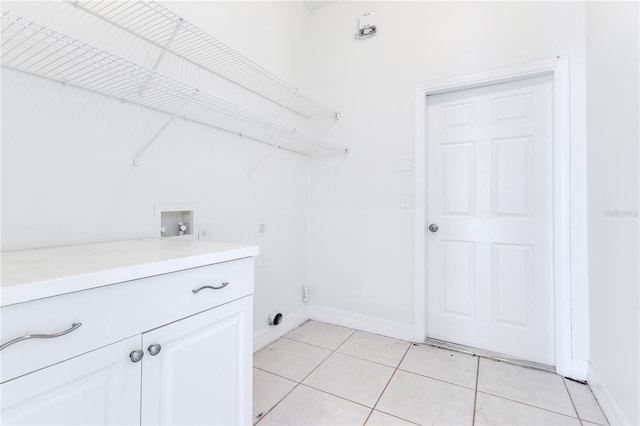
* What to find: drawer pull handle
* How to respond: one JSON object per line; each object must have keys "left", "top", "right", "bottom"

{"left": 0, "top": 322, "right": 83, "bottom": 351}
{"left": 192, "top": 282, "right": 229, "bottom": 294}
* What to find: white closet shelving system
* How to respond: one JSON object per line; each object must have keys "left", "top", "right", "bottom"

{"left": 0, "top": 3, "right": 345, "bottom": 163}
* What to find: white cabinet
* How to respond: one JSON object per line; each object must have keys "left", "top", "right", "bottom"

{"left": 1, "top": 336, "right": 142, "bottom": 425}
{"left": 141, "top": 296, "right": 252, "bottom": 425}
{"left": 0, "top": 239, "right": 257, "bottom": 426}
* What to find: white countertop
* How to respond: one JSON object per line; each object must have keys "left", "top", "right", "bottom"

{"left": 1, "top": 238, "right": 259, "bottom": 307}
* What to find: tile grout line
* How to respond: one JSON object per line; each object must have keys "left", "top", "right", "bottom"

{"left": 372, "top": 409, "right": 421, "bottom": 426}
{"left": 254, "top": 321, "right": 358, "bottom": 426}
{"left": 286, "top": 321, "right": 357, "bottom": 349}
{"left": 254, "top": 325, "right": 354, "bottom": 425}
{"left": 337, "top": 346, "right": 414, "bottom": 370}
{"left": 287, "top": 326, "right": 417, "bottom": 426}
{"left": 563, "top": 376, "right": 584, "bottom": 426}
{"left": 395, "top": 366, "right": 478, "bottom": 391}
{"left": 256, "top": 322, "right": 588, "bottom": 426}
{"left": 363, "top": 342, "right": 414, "bottom": 425}
{"left": 291, "top": 327, "right": 384, "bottom": 426}
{"left": 301, "top": 383, "right": 379, "bottom": 410}
{"left": 333, "top": 328, "right": 359, "bottom": 353}
{"left": 320, "top": 327, "right": 380, "bottom": 425}
{"left": 476, "top": 389, "right": 584, "bottom": 420}
{"left": 472, "top": 355, "right": 480, "bottom": 425}
{"left": 253, "top": 380, "right": 300, "bottom": 425}
{"left": 253, "top": 366, "right": 299, "bottom": 383}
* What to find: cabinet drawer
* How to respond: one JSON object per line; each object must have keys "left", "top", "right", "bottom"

{"left": 1, "top": 257, "right": 253, "bottom": 383}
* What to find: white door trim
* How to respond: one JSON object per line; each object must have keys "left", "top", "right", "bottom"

{"left": 413, "top": 57, "right": 572, "bottom": 376}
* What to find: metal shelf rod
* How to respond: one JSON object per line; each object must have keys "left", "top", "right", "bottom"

{"left": 72, "top": 1, "right": 339, "bottom": 120}
{"left": 1, "top": 9, "right": 345, "bottom": 158}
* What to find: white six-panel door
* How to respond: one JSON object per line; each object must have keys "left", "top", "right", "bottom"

{"left": 426, "top": 76, "right": 554, "bottom": 365}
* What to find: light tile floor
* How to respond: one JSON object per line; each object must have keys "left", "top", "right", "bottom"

{"left": 253, "top": 321, "right": 608, "bottom": 426}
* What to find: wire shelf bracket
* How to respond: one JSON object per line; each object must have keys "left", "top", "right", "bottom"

{"left": 138, "top": 17, "right": 183, "bottom": 98}
{"left": 133, "top": 88, "right": 199, "bottom": 166}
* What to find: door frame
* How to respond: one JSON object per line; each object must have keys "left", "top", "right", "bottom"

{"left": 413, "top": 57, "right": 572, "bottom": 376}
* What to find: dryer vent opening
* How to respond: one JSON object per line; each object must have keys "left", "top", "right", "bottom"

{"left": 269, "top": 312, "right": 283, "bottom": 326}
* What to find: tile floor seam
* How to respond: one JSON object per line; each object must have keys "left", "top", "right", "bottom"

{"left": 294, "top": 326, "right": 357, "bottom": 385}
{"left": 563, "top": 376, "right": 585, "bottom": 426}
{"left": 253, "top": 381, "right": 302, "bottom": 426}
{"left": 472, "top": 355, "right": 480, "bottom": 426}
{"left": 298, "top": 383, "right": 376, "bottom": 411}
{"left": 282, "top": 335, "right": 353, "bottom": 353}
{"left": 362, "top": 408, "right": 374, "bottom": 426}
{"left": 354, "top": 332, "right": 408, "bottom": 426}
{"left": 334, "top": 348, "right": 408, "bottom": 370}
{"left": 295, "top": 327, "right": 373, "bottom": 425}
{"left": 365, "top": 341, "right": 413, "bottom": 424}
{"left": 476, "top": 390, "right": 582, "bottom": 420}
{"left": 254, "top": 331, "right": 337, "bottom": 426}
{"left": 298, "top": 346, "right": 335, "bottom": 384}
{"left": 252, "top": 366, "right": 300, "bottom": 384}
{"left": 581, "top": 381, "right": 610, "bottom": 426}
{"left": 333, "top": 328, "right": 359, "bottom": 353}
{"left": 395, "top": 366, "right": 478, "bottom": 391}
{"left": 253, "top": 322, "right": 609, "bottom": 426}
{"left": 280, "top": 319, "right": 311, "bottom": 340}
{"left": 585, "top": 383, "right": 610, "bottom": 425}
{"left": 372, "top": 408, "right": 422, "bottom": 425}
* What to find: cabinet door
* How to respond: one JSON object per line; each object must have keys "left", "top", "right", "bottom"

{"left": 1, "top": 336, "right": 142, "bottom": 425}
{"left": 141, "top": 296, "right": 252, "bottom": 426}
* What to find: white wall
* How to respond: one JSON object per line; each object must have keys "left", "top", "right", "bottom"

{"left": 585, "top": 2, "right": 639, "bottom": 424}
{"left": 305, "top": 1, "right": 590, "bottom": 363}
{"left": 0, "top": 1, "right": 315, "bottom": 342}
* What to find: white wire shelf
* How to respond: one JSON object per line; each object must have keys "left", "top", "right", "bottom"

{"left": 71, "top": 1, "right": 339, "bottom": 120}
{"left": 1, "top": 9, "right": 345, "bottom": 159}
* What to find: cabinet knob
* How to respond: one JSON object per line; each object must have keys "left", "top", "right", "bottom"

{"left": 130, "top": 349, "right": 144, "bottom": 363}
{"left": 148, "top": 343, "right": 162, "bottom": 356}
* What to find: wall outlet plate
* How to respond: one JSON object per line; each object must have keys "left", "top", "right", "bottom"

{"left": 258, "top": 252, "right": 267, "bottom": 268}
{"left": 257, "top": 219, "right": 267, "bottom": 237}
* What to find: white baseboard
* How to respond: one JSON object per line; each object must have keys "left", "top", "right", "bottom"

{"left": 253, "top": 306, "right": 309, "bottom": 352}
{"left": 588, "top": 362, "right": 628, "bottom": 425}
{"left": 307, "top": 305, "right": 415, "bottom": 342}
{"left": 569, "top": 358, "right": 588, "bottom": 381}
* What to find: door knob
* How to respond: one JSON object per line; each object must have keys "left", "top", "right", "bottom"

{"left": 428, "top": 224, "right": 439, "bottom": 232}
{"left": 148, "top": 343, "right": 162, "bottom": 356}
{"left": 130, "top": 349, "right": 144, "bottom": 363}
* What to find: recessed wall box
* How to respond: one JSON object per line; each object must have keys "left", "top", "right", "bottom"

{"left": 155, "top": 204, "right": 196, "bottom": 239}
{"left": 355, "top": 12, "right": 377, "bottom": 39}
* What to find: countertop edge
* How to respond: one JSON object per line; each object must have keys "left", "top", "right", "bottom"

{"left": 1, "top": 245, "right": 259, "bottom": 307}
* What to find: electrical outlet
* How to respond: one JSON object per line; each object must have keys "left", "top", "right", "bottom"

{"left": 199, "top": 229, "right": 209, "bottom": 240}
{"left": 257, "top": 220, "right": 267, "bottom": 237}
{"left": 401, "top": 192, "right": 412, "bottom": 208}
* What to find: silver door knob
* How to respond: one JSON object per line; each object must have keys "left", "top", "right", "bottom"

{"left": 148, "top": 343, "right": 162, "bottom": 356}
{"left": 130, "top": 349, "right": 144, "bottom": 363}
{"left": 428, "top": 224, "right": 439, "bottom": 232}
